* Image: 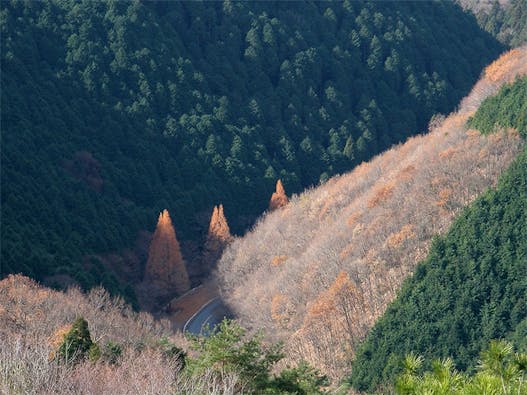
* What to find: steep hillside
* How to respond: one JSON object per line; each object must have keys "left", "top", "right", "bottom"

{"left": 459, "top": 0, "right": 527, "bottom": 47}
{"left": 0, "top": 275, "right": 328, "bottom": 394}
{"left": 216, "top": 48, "right": 527, "bottom": 378}
{"left": 1, "top": 0, "right": 503, "bottom": 291}
{"left": 349, "top": 75, "right": 527, "bottom": 393}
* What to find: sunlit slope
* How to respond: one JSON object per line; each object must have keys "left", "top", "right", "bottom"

{"left": 349, "top": 76, "right": 527, "bottom": 392}
{"left": 216, "top": 47, "right": 527, "bottom": 378}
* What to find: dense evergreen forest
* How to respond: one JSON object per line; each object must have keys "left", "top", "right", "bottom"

{"left": 463, "top": 0, "right": 527, "bottom": 47}
{"left": 349, "top": 78, "right": 527, "bottom": 393}
{"left": 1, "top": 0, "right": 503, "bottom": 291}
{"left": 468, "top": 76, "right": 526, "bottom": 135}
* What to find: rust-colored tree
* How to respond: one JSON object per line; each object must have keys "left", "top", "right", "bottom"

{"left": 307, "top": 271, "right": 366, "bottom": 345}
{"left": 269, "top": 180, "right": 289, "bottom": 211}
{"left": 293, "top": 271, "right": 368, "bottom": 376}
{"left": 271, "top": 293, "right": 295, "bottom": 329}
{"left": 144, "top": 210, "right": 190, "bottom": 301}
{"left": 203, "top": 204, "right": 233, "bottom": 269}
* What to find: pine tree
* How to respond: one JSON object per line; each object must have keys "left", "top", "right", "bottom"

{"left": 57, "top": 317, "right": 96, "bottom": 364}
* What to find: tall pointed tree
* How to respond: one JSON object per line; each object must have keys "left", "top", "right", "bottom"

{"left": 269, "top": 180, "right": 289, "bottom": 211}
{"left": 203, "top": 204, "right": 233, "bottom": 270}
{"left": 144, "top": 209, "right": 190, "bottom": 299}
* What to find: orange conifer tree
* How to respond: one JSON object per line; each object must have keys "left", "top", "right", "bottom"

{"left": 144, "top": 210, "right": 190, "bottom": 299}
{"left": 203, "top": 204, "right": 233, "bottom": 269}
{"left": 269, "top": 180, "right": 289, "bottom": 211}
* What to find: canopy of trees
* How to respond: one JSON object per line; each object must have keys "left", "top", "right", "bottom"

{"left": 1, "top": 1, "right": 503, "bottom": 292}
{"left": 461, "top": 0, "right": 527, "bottom": 47}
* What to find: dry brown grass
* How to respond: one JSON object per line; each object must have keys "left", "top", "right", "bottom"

{"left": 216, "top": 47, "right": 527, "bottom": 379}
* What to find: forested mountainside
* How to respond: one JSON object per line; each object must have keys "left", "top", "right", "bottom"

{"left": 0, "top": 0, "right": 503, "bottom": 293}
{"left": 459, "top": 0, "right": 527, "bottom": 46}
{"left": 216, "top": 48, "right": 527, "bottom": 379}
{"left": 349, "top": 76, "right": 527, "bottom": 393}
{"left": 0, "top": 275, "right": 328, "bottom": 394}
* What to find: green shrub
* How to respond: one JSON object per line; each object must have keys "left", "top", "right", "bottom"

{"left": 157, "top": 336, "right": 186, "bottom": 368}
{"left": 186, "top": 319, "right": 328, "bottom": 394}
{"left": 57, "top": 317, "right": 94, "bottom": 364}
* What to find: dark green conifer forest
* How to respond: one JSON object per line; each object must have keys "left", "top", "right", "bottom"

{"left": 349, "top": 77, "right": 527, "bottom": 393}
{"left": 468, "top": 76, "right": 527, "bottom": 136}
{"left": 1, "top": 1, "right": 503, "bottom": 290}
{"left": 468, "top": 0, "right": 527, "bottom": 47}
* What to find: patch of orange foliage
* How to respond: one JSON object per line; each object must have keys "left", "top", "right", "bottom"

{"left": 484, "top": 47, "right": 526, "bottom": 82}
{"left": 489, "top": 131, "right": 505, "bottom": 144}
{"left": 207, "top": 204, "right": 232, "bottom": 243}
{"left": 367, "top": 182, "right": 395, "bottom": 208}
{"left": 307, "top": 271, "right": 359, "bottom": 319}
{"left": 386, "top": 224, "right": 417, "bottom": 249}
{"left": 307, "top": 296, "right": 335, "bottom": 318}
{"left": 466, "top": 129, "right": 481, "bottom": 138}
{"left": 328, "top": 271, "right": 362, "bottom": 306}
{"left": 438, "top": 188, "right": 454, "bottom": 206}
{"left": 271, "top": 294, "right": 294, "bottom": 327}
{"left": 346, "top": 212, "right": 361, "bottom": 228}
{"left": 439, "top": 147, "right": 457, "bottom": 159}
{"left": 271, "top": 255, "right": 288, "bottom": 267}
{"left": 339, "top": 243, "right": 354, "bottom": 260}
{"left": 203, "top": 204, "right": 233, "bottom": 269}
{"left": 49, "top": 325, "right": 72, "bottom": 349}
{"left": 478, "top": 148, "right": 489, "bottom": 160}
{"left": 145, "top": 209, "right": 190, "bottom": 296}
{"left": 397, "top": 165, "right": 416, "bottom": 181}
{"left": 48, "top": 324, "right": 72, "bottom": 360}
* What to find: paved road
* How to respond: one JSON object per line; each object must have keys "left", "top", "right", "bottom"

{"left": 183, "top": 298, "right": 231, "bottom": 335}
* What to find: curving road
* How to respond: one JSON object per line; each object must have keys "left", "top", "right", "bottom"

{"left": 183, "top": 298, "right": 231, "bottom": 335}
